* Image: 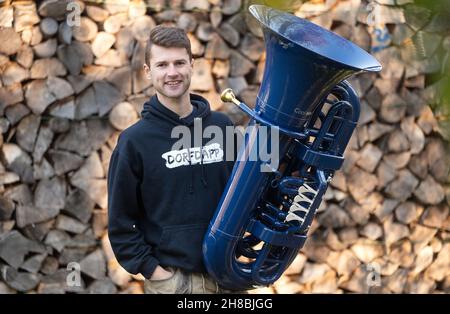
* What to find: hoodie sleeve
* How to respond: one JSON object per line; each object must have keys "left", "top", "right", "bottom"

{"left": 107, "top": 147, "right": 159, "bottom": 279}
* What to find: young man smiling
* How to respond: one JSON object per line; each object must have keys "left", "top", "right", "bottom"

{"left": 107, "top": 25, "right": 238, "bottom": 294}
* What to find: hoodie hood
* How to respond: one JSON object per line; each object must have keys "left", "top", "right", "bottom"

{"left": 141, "top": 93, "right": 211, "bottom": 126}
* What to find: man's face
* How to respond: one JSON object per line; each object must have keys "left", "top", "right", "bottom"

{"left": 144, "top": 45, "right": 193, "bottom": 100}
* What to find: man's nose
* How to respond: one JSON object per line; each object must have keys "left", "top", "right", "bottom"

{"left": 167, "top": 63, "right": 179, "bottom": 76}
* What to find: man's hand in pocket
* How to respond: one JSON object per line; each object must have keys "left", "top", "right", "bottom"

{"left": 150, "top": 265, "right": 174, "bottom": 280}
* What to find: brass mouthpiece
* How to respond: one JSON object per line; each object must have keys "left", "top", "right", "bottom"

{"left": 221, "top": 88, "right": 240, "bottom": 106}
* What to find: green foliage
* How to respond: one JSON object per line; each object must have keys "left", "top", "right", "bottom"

{"left": 407, "top": 0, "right": 450, "bottom": 140}
{"left": 244, "top": 0, "right": 305, "bottom": 13}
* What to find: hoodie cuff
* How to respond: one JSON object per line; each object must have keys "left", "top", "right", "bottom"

{"left": 140, "top": 257, "right": 160, "bottom": 280}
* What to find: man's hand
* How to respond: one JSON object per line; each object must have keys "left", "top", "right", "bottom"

{"left": 149, "top": 265, "right": 174, "bottom": 280}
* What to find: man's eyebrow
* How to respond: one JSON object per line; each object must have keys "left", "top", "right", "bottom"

{"left": 154, "top": 59, "right": 187, "bottom": 64}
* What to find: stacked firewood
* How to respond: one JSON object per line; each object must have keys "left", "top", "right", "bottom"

{"left": 0, "top": 0, "right": 448, "bottom": 294}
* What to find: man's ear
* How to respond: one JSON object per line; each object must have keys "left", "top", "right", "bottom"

{"left": 143, "top": 63, "right": 151, "bottom": 80}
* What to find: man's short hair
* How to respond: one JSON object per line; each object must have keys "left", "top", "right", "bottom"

{"left": 145, "top": 25, "right": 192, "bottom": 65}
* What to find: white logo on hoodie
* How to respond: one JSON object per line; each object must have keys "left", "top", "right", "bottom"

{"left": 161, "top": 143, "right": 224, "bottom": 169}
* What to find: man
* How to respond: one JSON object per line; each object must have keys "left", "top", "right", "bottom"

{"left": 107, "top": 25, "right": 237, "bottom": 294}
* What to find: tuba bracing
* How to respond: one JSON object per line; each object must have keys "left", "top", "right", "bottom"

{"left": 203, "top": 5, "right": 382, "bottom": 290}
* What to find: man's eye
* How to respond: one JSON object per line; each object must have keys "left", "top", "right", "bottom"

{"left": 176, "top": 61, "right": 185, "bottom": 65}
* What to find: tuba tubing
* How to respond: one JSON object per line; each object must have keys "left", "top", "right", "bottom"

{"left": 203, "top": 5, "right": 382, "bottom": 291}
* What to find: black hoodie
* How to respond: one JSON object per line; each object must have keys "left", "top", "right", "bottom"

{"left": 107, "top": 93, "right": 235, "bottom": 279}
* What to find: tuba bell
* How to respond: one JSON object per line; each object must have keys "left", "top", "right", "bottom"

{"left": 203, "top": 4, "right": 382, "bottom": 290}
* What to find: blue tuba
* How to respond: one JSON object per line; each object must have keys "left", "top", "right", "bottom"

{"left": 203, "top": 4, "right": 382, "bottom": 290}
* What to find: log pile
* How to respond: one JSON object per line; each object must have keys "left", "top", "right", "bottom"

{"left": 0, "top": 0, "right": 449, "bottom": 294}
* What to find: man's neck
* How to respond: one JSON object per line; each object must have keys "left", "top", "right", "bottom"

{"left": 156, "top": 92, "right": 193, "bottom": 118}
